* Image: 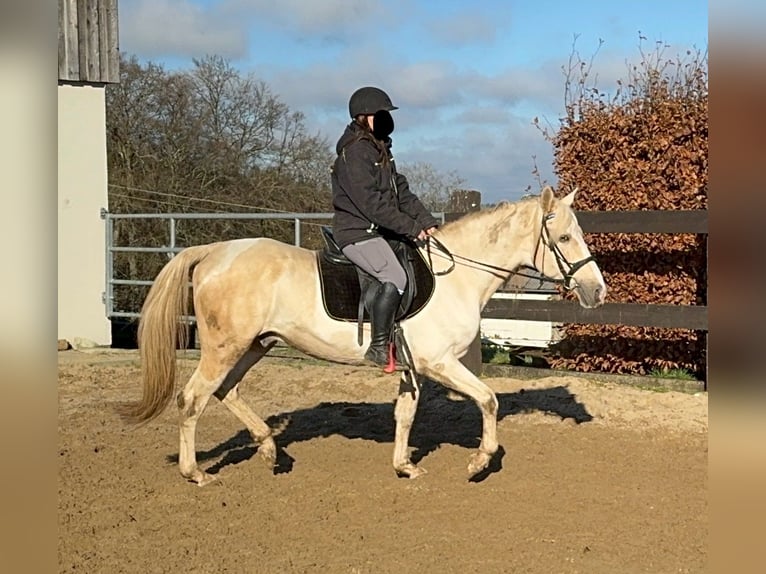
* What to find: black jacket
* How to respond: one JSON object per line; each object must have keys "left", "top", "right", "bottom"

{"left": 331, "top": 122, "right": 439, "bottom": 249}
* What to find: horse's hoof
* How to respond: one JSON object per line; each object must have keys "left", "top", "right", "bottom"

{"left": 197, "top": 472, "right": 220, "bottom": 487}
{"left": 257, "top": 440, "right": 278, "bottom": 469}
{"left": 467, "top": 451, "right": 492, "bottom": 476}
{"left": 184, "top": 469, "right": 219, "bottom": 487}
{"left": 395, "top": 463, "right": 428, "bottom": 479}
{"left": 407, "top": 466, "right": 428, "bottom": 479}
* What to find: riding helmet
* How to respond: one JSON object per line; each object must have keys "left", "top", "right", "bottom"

{"left": 348, "top": 86, "right": 398, "bottom": 118}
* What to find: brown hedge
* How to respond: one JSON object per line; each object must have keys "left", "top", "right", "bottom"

{"left": 544, "top": 44, "right": 707, "bottom": 378}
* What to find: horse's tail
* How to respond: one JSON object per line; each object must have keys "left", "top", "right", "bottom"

{"left": 117, "top": 243, "right": 218, "bottom": 425}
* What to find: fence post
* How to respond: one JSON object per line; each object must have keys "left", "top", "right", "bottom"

{"left": 445, "top": 190, "right": 483, "bottom": 376}
{"left": 169, "top": 217, "right": 176, "bottom": 258}
{"left": 102, "top": 208, "right": 114, "bottom": 318}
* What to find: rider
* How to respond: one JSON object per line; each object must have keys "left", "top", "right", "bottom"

{"left": 331, "top": 86, "right": 439, "bottom": 369}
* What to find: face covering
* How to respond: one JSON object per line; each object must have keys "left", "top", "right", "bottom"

{"left": 373, "top": 109, "right": 395, "bottom": 140}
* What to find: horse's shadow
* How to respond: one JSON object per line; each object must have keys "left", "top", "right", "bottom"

{"left": 167, "top": 382, "right": 592, "bottom": 482}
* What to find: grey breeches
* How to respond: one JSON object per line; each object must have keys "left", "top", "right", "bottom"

{"left": 341, "top": 237, "right": 407, "bottom": 293}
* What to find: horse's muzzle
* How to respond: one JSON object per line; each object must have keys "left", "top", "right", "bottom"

{"left": 576, "top": 282, "right": 606, "bottom": 309}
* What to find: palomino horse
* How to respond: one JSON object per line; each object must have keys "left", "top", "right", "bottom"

{"left": 119, "top": 186, "right": 606, "bottom": 485}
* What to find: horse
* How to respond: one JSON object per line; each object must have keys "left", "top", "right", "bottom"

{"left": 118, "top": 186, "right": 606, "bottom": 486}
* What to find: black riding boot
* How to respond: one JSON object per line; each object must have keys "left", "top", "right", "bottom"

{"left": 365, "top": 282, "right": 402, "bottom": 367}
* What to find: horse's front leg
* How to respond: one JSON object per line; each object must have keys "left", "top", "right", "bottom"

{"left": 392, "top": 371, "right": 426, "bottom": 478}
{"left": 424, "top": 356, "right": 499, "bottom": 477}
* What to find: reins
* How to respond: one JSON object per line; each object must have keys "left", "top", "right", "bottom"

{"left": 422, "top": 213, "right": 596, "bottom": 290}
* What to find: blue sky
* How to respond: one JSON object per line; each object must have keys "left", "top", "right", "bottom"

{"left": 118, "top": 0, "right": 708, "bottom": 204}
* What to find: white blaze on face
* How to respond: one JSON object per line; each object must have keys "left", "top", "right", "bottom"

{"left": 570, "top": 222, "right": 606, "bottom": 291}
{"left": 557, "top": 213, "right": 607, "bottom": 305}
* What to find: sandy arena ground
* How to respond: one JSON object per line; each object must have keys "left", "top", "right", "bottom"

{"left": 58, "top": 349, "right": 707, "bottom": 573}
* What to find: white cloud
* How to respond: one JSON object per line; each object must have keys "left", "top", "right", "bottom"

{"left": 452, "top": 106, "right": 513, "bottom": 125}
{"left": 387, "top": 61, "right": 467, "bottom": 109}
{"left": 397, "top": 115, "right": 556, "bottom": 204}
{"left": 223, "top": 0, "right": 385, "bottom": 38}
{"left": 260, "top": 54, "right": 466, "bottom": 116}
{"left": 265, "top": 55, "right": 531, "bottom": 117}
{"left": 426, "top": 10, "right": 501, "bottom": 47}
{"left": 120, "top": 0, "right": 389, "bottom": 59}
{"left": 121, "top": 0, "right": 248, "bottom": 59}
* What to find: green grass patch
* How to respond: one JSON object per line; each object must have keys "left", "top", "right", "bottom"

{"left": 648, "top": 367, "right": 696, "bottom": 381}
{"left": 481, "top": 341, "right": 509, "bottom": 364}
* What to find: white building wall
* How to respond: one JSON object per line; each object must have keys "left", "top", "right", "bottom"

{"left": 58, "top": 83, "right": 110, "bottom": 346}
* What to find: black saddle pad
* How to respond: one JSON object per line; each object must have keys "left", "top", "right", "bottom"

{"left": 317, "top": 245, "right": 435, "bottom": 322}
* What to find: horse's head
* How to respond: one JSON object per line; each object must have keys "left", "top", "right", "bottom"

{"left": 534, "top": 186, "right": 606, "bottom": 308}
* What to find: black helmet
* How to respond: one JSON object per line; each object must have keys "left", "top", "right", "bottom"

{"left": 348, "top": 86, "right": 398, "bottom": 118}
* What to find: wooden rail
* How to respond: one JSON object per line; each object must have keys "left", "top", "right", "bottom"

{"left": 574, "top": 210, "right": 707, "bottom": 234}
{"left": 482, "top": 300, "right": 708, "bottom": 330}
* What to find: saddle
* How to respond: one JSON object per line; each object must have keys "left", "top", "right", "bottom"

{"left": 316, "top": 226, "right": 435, "bottom": 344}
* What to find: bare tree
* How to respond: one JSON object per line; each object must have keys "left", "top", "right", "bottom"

{"left": 397, "top": 161, "right": 467, "bottom": 211}
{"left": 105, "top": 54, "right": 337, "bottom": 311}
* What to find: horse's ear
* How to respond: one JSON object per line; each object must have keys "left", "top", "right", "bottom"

{"left": 561, "top": 187, "right": 578, "bottom": 207}
{"left": 540, "top": 186, "right": 555, "bottom": 213}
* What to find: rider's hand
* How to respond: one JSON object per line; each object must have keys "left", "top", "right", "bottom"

{"left": 417, "top": 227, "right": 437, "bottom": 241}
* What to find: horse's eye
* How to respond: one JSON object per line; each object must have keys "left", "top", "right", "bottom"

{"left": 559, "top": 234, "right": 570, "bottom": 243}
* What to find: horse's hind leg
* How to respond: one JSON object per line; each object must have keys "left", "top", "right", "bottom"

{"left": 392, "top": 371, "right": 426, "bottom": 478}
{"left": 423, "top": 356, "right": 499, "bottom": 477}
{"left": 213, "top": 341, "right": 279, "bottom": 470}
{"left": 176, "top": 361, "right": 227, "bottom": 486}
{"left": 176, "top": 340, "right": 274, "bottom": 486}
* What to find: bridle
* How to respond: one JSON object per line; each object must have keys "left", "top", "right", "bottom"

{"left": 536, "top": 213, "right": 596, "bottom": 289}
{"left": 423, "top": 211, "right": 596, "bottom": 291}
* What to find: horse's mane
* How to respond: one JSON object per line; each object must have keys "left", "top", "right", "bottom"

{"left": 438, "top": 195, "right": 538, "bottom": 232}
